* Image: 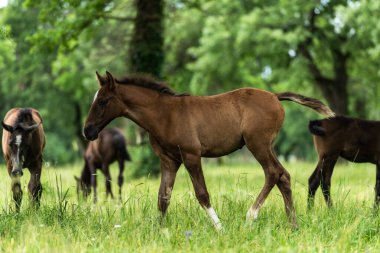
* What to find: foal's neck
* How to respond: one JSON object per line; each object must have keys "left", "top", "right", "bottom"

{"left": 117, "top": 85, "right": 171, "bottom": 133}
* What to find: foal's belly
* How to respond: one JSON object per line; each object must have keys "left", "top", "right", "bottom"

{"left": 201, "top": 136, "right": 245, "bottom": 157}
{"left": 340, "top": 147, "right": 377, "bottom": 164}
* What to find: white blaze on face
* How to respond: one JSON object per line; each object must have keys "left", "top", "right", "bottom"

{"left": 11, "top": 135, "right": 22, "bottom": 173}
{"left": 206, "top": 207, "right": 223, "bottom": 231}
{"left": 93, "top": 90, "right": 99, "bottom": 104}
{"left": 15, "top": 135, "right": 22, "bottom": 146}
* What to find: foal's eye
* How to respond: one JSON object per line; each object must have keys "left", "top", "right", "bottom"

{"left": 98, "top": 99, "right": 108, "bottom": 107}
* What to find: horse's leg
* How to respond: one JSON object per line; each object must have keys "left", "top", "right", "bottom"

{"left": 117, "top": 157, "right": 125, "bottom": 202}
{"left": 89, "top": 163, "right": 97, "bottom": 203}
{"left": 12, "top": 179, "right": 23, "bottom": 212}
{"left": 374, "top": 163, "right": 380, "bottom": 210}
{"left": 320, "top": 155, "right": 338, "bottom": 208}
{"left": 8, "top": 161, "right": 22, "bottom": 212}
{"left": 158, "top": 155, "right": 180, "bottom": 219}
{"left": 103, "top": 163, "right": 114, "bottom": 199}
{"left": 307, "top": 159, "right": 323, "bottom": 209}
{"left": 183, "top": 154, "right": 222, "bottom": 231}
{"left": 274, "top": 154, "right": 297, "bottom": 228}
{"left": 245, "top": 142, "right": 297, "bottom": 228}
{"left": 28, "top": 164, "right": 42, "bottom": 208}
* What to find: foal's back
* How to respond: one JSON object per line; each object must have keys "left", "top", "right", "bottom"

{"left": 310, "top": 116, "right": 380, "bottom": 163}
{"left": 85, "top": 128, "right": 126, "bottom": 165}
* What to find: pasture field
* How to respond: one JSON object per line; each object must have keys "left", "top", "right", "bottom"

{"left": 0, "top": 159, "right": 379, "bottom": 252}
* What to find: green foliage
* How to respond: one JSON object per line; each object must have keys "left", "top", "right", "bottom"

{"left": 131, "top": 145, "right": 160, "bottom": 178}
{"left": 0, "top": 0, "right": 380, "bottom": 172}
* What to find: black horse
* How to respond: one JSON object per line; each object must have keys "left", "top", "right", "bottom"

{"left": 75, "top": 127, "right": 131, "bottom": 203}
{"left": 308, "top": 115, "right": 380, "bottom": 209}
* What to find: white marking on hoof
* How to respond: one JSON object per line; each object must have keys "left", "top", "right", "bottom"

{"left": 206, "top": 207, "right": 223, "bottom": 231}
{"left": 246, "top": 208, "right": 259, "bottom": 221}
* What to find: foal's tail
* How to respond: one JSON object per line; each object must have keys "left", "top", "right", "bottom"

{"left": 113, "top": 136, "right": 132, "bottom": 161}
{"left": 276, "top": 92, "right": 335, "bottom": 117}
{"left": 308, "top": 120, "right": 326, "bottom": 136}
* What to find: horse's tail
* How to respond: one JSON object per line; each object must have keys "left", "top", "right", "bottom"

{"left": 308, "top": 120, "right": 326, "bottom": 136}
{"left": 276, "top": 92, "right": 335, "bottom": 117}
{"left": 113, "top": 135, "right": 132, "bottom": 161}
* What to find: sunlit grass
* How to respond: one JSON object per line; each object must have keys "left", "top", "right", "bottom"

{"left": 0, "top": 159, "right": 379, "bottom": 252}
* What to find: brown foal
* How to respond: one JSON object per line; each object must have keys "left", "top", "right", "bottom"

{"left": 83, "top": 71, "right": 334, "bottom": 230}
{"left": 2, "top": 108, "right": 45, "bottom": 211}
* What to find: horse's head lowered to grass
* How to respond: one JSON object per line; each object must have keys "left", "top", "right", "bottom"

{"left": 2, "top": 111, "right": 41, "bottom": 177}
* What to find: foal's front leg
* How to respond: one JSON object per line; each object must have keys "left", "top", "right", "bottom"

{"left": 28, "top": 169, "right": 42, "bottom": 207}
{"left": 158, "top": 156, "right": 180, "bottom": 218}
{"left": 88, "top": 163, "right": 97, "bottom": 203}
{"left": 184, "top": 154, "right": 222, "bottom": 231}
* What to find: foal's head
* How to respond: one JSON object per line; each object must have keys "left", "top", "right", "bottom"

{"left": 2, "top": 121, "right": 40, "bottom": 177}
{"left": 83, "top": 71, "right": 125, "bottom": 141}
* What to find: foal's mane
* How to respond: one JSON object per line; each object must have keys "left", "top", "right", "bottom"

{"left": 115, "top": 75, "right": 189, "bottom": 96}
{"left": 15, "top": 108, "right": 35, "bottom": 126}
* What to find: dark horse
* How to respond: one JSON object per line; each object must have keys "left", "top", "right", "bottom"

{"left": 75, "top": 127, "right": 131, "bottom": 203}
{"left": 308, "top": 116, "right": 380, "bottom": 209}
{"left": 83, "top": 71, "right": 334, "bottom": 229}
{"left": 2, "top": 108, "right": 45, "bottom": 211}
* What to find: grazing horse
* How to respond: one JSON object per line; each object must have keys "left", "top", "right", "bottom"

{"left": 2, "top": 108, "right": 45, "bottom": 211}
{"left": 308, "top": 116, "right": 380, "bottom": 209}
{"left": 75, "top": 127, "right": 131, "bottom": 203}
{"left": 83, "top": 71, "right": 334, "bottom": 230}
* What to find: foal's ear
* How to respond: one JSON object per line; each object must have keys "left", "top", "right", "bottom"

{"left": 105, "top": 71, "right": 116, "bottom": 90}
{"left": 2, "top": 121, "right": 14, "bottom": 133}
{"left": 96, "top": 71, "right": 108, "bottom": 87}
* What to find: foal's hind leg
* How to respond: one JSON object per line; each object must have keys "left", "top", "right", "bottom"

{"left": 117, "top": 157, "right": 125, "bottom": 202}
{"left": 102, "top": 163, "right": 114, "bottom": 199}
{"left": 320, "top": 155, "right": 338, "bottom": 208}
{"left": 374, "top": 163, "right": 380, "bottom": 209}
{"left": 183, "top": 153, "right": 222, "bottom": 231}
{"left": 308, "top": 160, "right": 323, "bottom": 209}
{"left": 274, "top": 156, "right": 297, "bottom": 227}
{"left": 244, "top": 138, "right": 297, "bottom": 227}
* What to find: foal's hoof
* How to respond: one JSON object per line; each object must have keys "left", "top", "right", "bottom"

{"left": 245, "top": 208, "right": 259, "bottom": 221}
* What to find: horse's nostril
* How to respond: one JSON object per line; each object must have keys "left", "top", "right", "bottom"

{"left": 84, "top": 124, "right": 99, "bottom": 140}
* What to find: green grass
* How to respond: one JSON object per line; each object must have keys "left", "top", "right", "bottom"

{"left": 0, "top": 160, "right": 379, "bottom": 252}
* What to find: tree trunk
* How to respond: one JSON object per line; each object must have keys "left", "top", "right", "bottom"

{"left": 129, "top": 0, "right": 164, "bottom": 77}
{"left": 129, "top": 0, "right": 164, "bottom": 177}
{"left": 298, "top": 10, "right": 350, "bottom": 116}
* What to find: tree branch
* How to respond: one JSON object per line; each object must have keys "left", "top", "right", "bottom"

{"left": 104, "top": 15, "right": 135, "bottom": 22}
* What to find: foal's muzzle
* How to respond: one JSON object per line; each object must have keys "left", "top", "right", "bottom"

{"left": 83, "top": 124, "right": 99, "bottom": 141}
{"left": 11, "top": 169, "right": 23, "bottom": 177}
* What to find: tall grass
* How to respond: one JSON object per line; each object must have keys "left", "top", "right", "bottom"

{"left": 0, "top": 160, "right": 379, "bottom": 252}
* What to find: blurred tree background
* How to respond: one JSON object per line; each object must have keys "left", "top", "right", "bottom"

{"left": 0, "top": 0, "right": 379, "bottom": 175}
